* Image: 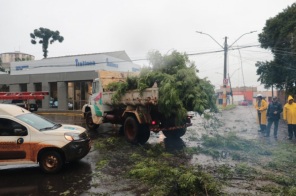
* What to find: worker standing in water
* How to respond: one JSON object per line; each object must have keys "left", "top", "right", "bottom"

{"left": 255, "top": 94, "right": 268, "bottom": 134}
{"left": 283, "top": 95, "right": 296, "bottom": 140}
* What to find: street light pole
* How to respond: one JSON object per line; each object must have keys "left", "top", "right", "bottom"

{"left": 196, "top": 31, "right": 256, "bottom": 108}
{"left": 223, "top": 36, "right": 228, "bottom": 107}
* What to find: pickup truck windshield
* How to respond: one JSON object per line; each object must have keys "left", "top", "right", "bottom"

{"left": 16, "top": 113, "right": 56, "bottom": 131}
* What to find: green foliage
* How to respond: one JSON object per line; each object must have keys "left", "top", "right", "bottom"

{"left": 106, "top": 50, "right": 217, "bottom": 123}
{"left": 94, "top": 138, "right": 222, "bottom": 195}
{"left": 128, "top": 147, "right": 222, "bottom": 195}
{"left": 265, "top": 142, "right": 296, "bottom": 174}
{"left": 96, "top": 159, "right": 109, "bottom": 169}
{"left": 30, "top": 27, "right": 64, "bottom": 58}
{"left": 287, "top": 186, "right": 296, "bottom": 196}
{"left": 265, "top": 173, "right": 294, "bottom": 186}
{"left": 216, "top": 164, "right": 234, "bottom": 180}
{"left": 258, "top": 184, "right": 281, "bottom": 194}
{"left": 198, "top": 131, "right": 296, "bottom": 194}
{"left": 257, "top": 3, "right": 296, "bottom": 92}
{"left": 105, "top": 81, "right": 128, "bottom": 105}
{"left": 218, "top": 104, "right": 236, "bottom": 110}
{"left": 0, "top": 58, "right": 4, "bottom": 72}
{"left": 234, "top": 163, "right": 257, "bottom": 179}
{"left": 201, "top": 132, "right": 262, "bottom": 151}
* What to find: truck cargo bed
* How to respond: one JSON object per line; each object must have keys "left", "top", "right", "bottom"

{"left": 102, "top": 88, "right": 158, "bottom": 106}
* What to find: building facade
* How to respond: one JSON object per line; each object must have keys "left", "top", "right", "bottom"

{"left": 0, "top": 51, "right": 140, "bottom": 110}
{"left": 0, "top": 52, "right": 35, "bottom": 73}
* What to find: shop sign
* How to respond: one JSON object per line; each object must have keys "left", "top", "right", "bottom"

{"left": 16, "top": 65, "right": 29, "bottom": 71}
{"left": 106, "top": 58, "right": 118, "bottom": 68}
{"left": 75, "top": 59, "right": 95, "bottom": 66}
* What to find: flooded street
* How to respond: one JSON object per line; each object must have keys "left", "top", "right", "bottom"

{"left": 0, "top": 106, "right": 294, "bottom": 195}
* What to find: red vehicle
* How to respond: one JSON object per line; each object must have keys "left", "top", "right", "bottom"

{"left": 239, "top": 100, "right": 248, "bottom": 106}
{"left": 0, "top": 92, "right": 48, "bottom": 111}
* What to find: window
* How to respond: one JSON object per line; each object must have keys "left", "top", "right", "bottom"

{"left": 0, "top": 118, "right": 28, "bottom": 136}
{"left": 19, "top": 83, "right": 27, "bottom": 92}
{"left": 34, "top": 83, "right": 42, "bottom": 108}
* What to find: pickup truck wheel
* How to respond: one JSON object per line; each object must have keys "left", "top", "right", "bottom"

{"left": 163, "top": 128, "right": 187, "bottom": 138}
{"left": 138, "top": 125, "right": 150, "bottom": 144}
{"left": 124, "top": 117, "right": 139, "bottom": 144}
{"left": 39, "top": 151, "right": 63, "bottom": 173}
{"left": 86, "top": 112, "right": 99, "bottom": 131}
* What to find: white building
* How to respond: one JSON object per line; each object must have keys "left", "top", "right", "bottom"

{"left": 0, "top": 51, "right": 140, "bottom": 110}
{"left": 0, "top": 52, "right": 35, "bottom": 73}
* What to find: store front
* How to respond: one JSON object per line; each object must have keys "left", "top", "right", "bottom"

{"left": 67, "top": 81, "right": 92, "bottom": 110}
{"left": 1, "top": 51, "right": 140, "bottom": 111}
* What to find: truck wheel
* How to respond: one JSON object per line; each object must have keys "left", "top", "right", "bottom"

{"left": 138, "top": 125, "right": 150, "bottom": 144}
{"left": 39, "top": 151, "right": 63, "bottom": 173}
{"left": 86, "top": 112, "right": 99, "bottom": 131}
{"left": 163, "top": 128, "right": 187, "bottom": 138}
{"left": 124, "top": 117, "right": 140, "bottom": 144}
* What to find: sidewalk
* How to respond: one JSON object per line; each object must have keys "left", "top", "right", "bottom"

{"left": 36, "top": 109, "right": 82, "bottom": 116}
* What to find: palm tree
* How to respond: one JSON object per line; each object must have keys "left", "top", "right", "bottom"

{"left": 30, "top": 27, "right": 64, "bottom": 58}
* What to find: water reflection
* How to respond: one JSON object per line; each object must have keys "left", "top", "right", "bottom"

{"left": 0, "top": 161, "right": 92, "bottom": 196}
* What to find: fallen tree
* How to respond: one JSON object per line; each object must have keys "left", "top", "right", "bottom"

{"left": 106, "top": 50, "right": 217, "bottom": 122}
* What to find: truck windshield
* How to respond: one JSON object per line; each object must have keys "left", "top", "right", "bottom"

{"left": 16, "top": 113, "right": 56, "bottom": 131}
{"left": 92, "top": 81, "right": 100, "bottom": 94}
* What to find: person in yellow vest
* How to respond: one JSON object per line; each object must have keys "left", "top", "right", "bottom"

{"left": 255, "top": 94, "right": 268, "bottom": 133}
{"left": 283, "top": 95, "right": 296, "bottom": 140}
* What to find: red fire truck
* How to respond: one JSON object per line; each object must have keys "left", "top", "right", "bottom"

{"left": 0, "top": 92, "right": 49, "bottom": 111}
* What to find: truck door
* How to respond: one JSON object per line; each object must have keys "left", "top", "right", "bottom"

{"left": 0, "top": 118, "right": 30, "bottom": 161}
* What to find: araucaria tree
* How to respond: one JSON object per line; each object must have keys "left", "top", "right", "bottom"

{"left": 30, "top": 27, "right": 64, "bottom": 58}
{"left": 257, "top": 3, "right": 296, "bottom": 94}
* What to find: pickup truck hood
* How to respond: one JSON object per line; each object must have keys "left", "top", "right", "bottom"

{"left": 42, "top": 124, "right": 86, "bottom": 135}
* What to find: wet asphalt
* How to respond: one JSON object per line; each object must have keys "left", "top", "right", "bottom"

{"left": 0, "top": 106, "right": 292, "bottom": 195}
{"left": 0, "top": 112, "right": 180, "bottom": 196}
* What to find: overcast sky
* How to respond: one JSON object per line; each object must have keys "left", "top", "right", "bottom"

{"left": 1, "top": 0, "right": 295, "bottom": 90}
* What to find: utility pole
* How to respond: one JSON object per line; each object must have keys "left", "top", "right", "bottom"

{"left": 196, "top": 31, "right": 256, "bottom": 108}
{"left": 223, "top": 37, "right": 228, "bottom": 107}
{"left": 228, "top": 73, "right": 233, "bottom": 104}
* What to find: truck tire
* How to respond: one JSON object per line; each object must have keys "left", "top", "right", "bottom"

{"left": 86, "top": 112, "right": 99, "bottom": 131}
{"left": 162, "top": 128, "right": 187, "bottom": 138}
{"left": 39, "top": 150, "right": 63, "bottom": 173}
{"left": 124, "top": 117, "right": 140, "bottom": 144}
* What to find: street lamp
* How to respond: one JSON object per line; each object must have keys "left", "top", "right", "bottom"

{"left": 230, "top": 68, "right": 241, "bottom": 78}
{"left": 196, "top": 30, "right": 256, "bottom": 107}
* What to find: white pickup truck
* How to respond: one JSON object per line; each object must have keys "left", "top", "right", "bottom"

{"left": 82, "top": 70, "right": 192, "bottom": 144}
{"left": 0, "top": 104, "right": 91, "bottom": 173}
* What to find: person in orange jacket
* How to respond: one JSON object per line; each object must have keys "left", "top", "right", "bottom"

{"left": 255, "top": 94, "right": 268, "bottom": 133}
{"left": 283, "top": 95, "right": 296, "bottom": 140}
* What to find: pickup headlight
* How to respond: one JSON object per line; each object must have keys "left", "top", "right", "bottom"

{"left": 64, "top": 132, "right": 82, "bottom": 141}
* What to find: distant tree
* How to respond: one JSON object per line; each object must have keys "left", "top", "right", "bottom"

{"left": 30, "top": 27, "right": 64, "bottom": 58}
{"left": 0, "top": 58, "right": 4, "bottom": 72}
{"left": 257, "top": 3, "right": 296, "bottom": 94}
